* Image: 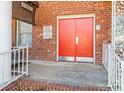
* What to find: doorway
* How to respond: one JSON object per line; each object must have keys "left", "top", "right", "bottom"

{"left": 57, "top": 14, "right": 95, "bottom": 63}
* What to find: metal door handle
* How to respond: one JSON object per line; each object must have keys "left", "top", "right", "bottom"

{"left": 76, "top": 36, "right": 79, "bottom": 44}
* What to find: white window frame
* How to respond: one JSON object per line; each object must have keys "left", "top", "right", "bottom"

{"left": 16, "top": 20, "right": 33, "bottom": 48}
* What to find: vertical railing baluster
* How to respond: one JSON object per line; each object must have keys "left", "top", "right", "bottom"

{"left": 115, "top": 57, "right": 117, "bottom": 91}
{"left": 116, "top": 58, "right": 117, "bottom": 91}
{"left": 114, "top": 55, "right": 115, "bottom": 90}
{"left": 117, "top": 59, "right": 118, "bottom": 91}
{"left": 119, "top": 62, "right": 121, "bottom": 91}
{"left": 112, "top": 51, "right": 114, "bottom": 89}
{"left": 113, "top": 55, "right": 116, "bottom": 91}
{"left": 22, "top": 49, "right": 24, "bottom": 73}
{"left": 121, "top": 62, "right": 124, "bottom": 91}
{"left": 119, "top": 62, "right": 122, "bottom": 90}
{"left": 13, "top": 51, "right": 16, "bottom": 77}
{"left": 18, "top": 49, "right": 20, "bottom": 76}
{"left": 26, "top": 44, "right": 29, "bottom": 76}
{"left": 118, "top": 61, "right": 120, "bottom": 91}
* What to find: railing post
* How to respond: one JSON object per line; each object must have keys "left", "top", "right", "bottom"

{"left": 26, "top": 44, "right": 29, "bottom": 76}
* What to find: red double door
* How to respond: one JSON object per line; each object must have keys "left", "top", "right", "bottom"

{"left": 58, "top": 17, "right": 94, "bottom": 62}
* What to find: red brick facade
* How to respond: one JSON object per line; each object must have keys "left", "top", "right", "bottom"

{"left": 12, "top": 1, "right": 112, "bottom": 64}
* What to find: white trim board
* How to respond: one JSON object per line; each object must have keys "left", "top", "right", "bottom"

{"left": 59, "top": 56, "right": 75, "bottom": 62}
{"left": 56, "top": 14, "right": 96, "bottom": 64}
{"left": 29, "top": 60, "right": 55, "bottom": 65}
{"left": 76, "top": 57, "right": 93, "bottom": 62}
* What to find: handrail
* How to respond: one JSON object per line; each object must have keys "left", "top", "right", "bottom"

{"left": 108, "top": 44, "right": 124, "bottom": 91}
{"left": 0, "top": 44, "right": 29, "bottom": 90}
{"left": 0, "top": 46, "right": 28, "bottom": 55}
{"left": 110, "top": 49, "right": 123, "bottom": 62}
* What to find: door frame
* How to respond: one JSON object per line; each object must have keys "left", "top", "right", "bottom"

{"left": 56, "top": 14, "right": 96, "bottom": 64}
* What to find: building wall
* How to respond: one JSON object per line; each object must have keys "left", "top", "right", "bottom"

{"left": 12, "top": 1, "right": 112, "bottom": 64}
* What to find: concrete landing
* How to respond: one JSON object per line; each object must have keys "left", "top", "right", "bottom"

{"left": 28, "top": 61, "right": 108, "bottom": 87}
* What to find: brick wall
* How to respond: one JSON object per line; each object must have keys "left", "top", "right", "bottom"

{"left": 12, "top": 1, "right": 112, "bottom": 64}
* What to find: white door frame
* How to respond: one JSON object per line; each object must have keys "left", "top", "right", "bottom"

{"left": 56, "top": 14, "right": 96, "bottom": 64}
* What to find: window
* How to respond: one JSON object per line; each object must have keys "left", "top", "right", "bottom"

{"left": 17, "top": 20, "right": 32, "bottom": 47}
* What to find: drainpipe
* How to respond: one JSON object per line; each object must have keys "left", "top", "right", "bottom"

{"left": 0, "top": 1, "right": 12, "bottom": 84}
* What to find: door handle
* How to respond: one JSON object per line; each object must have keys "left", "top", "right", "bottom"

{"left": 76, "top": 36, "right": 79, "bottom": 44}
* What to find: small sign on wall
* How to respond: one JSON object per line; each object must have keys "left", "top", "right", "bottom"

{"left": 43, "top": 26, "right": 52, "bottom": 39}
{"left": 96, "top": 24, "right": 101, "bottom": 30}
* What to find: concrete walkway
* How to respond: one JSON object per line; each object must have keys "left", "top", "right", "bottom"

{"left": 28, "top": 61, "right": 108, "bottom": 87}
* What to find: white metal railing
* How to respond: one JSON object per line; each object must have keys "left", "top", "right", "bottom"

{"left": 0, "top": 44, "right": 29, "bottom": 90}
{"left": 107, "top": 45, "right": 124, "bottom": 91}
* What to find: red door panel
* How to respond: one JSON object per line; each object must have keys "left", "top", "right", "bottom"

{"left": 75, "top": 17, "right": 94, "bottom": 57}
{"left": 59, "top": 19, "right": 75, "bottom": 57}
